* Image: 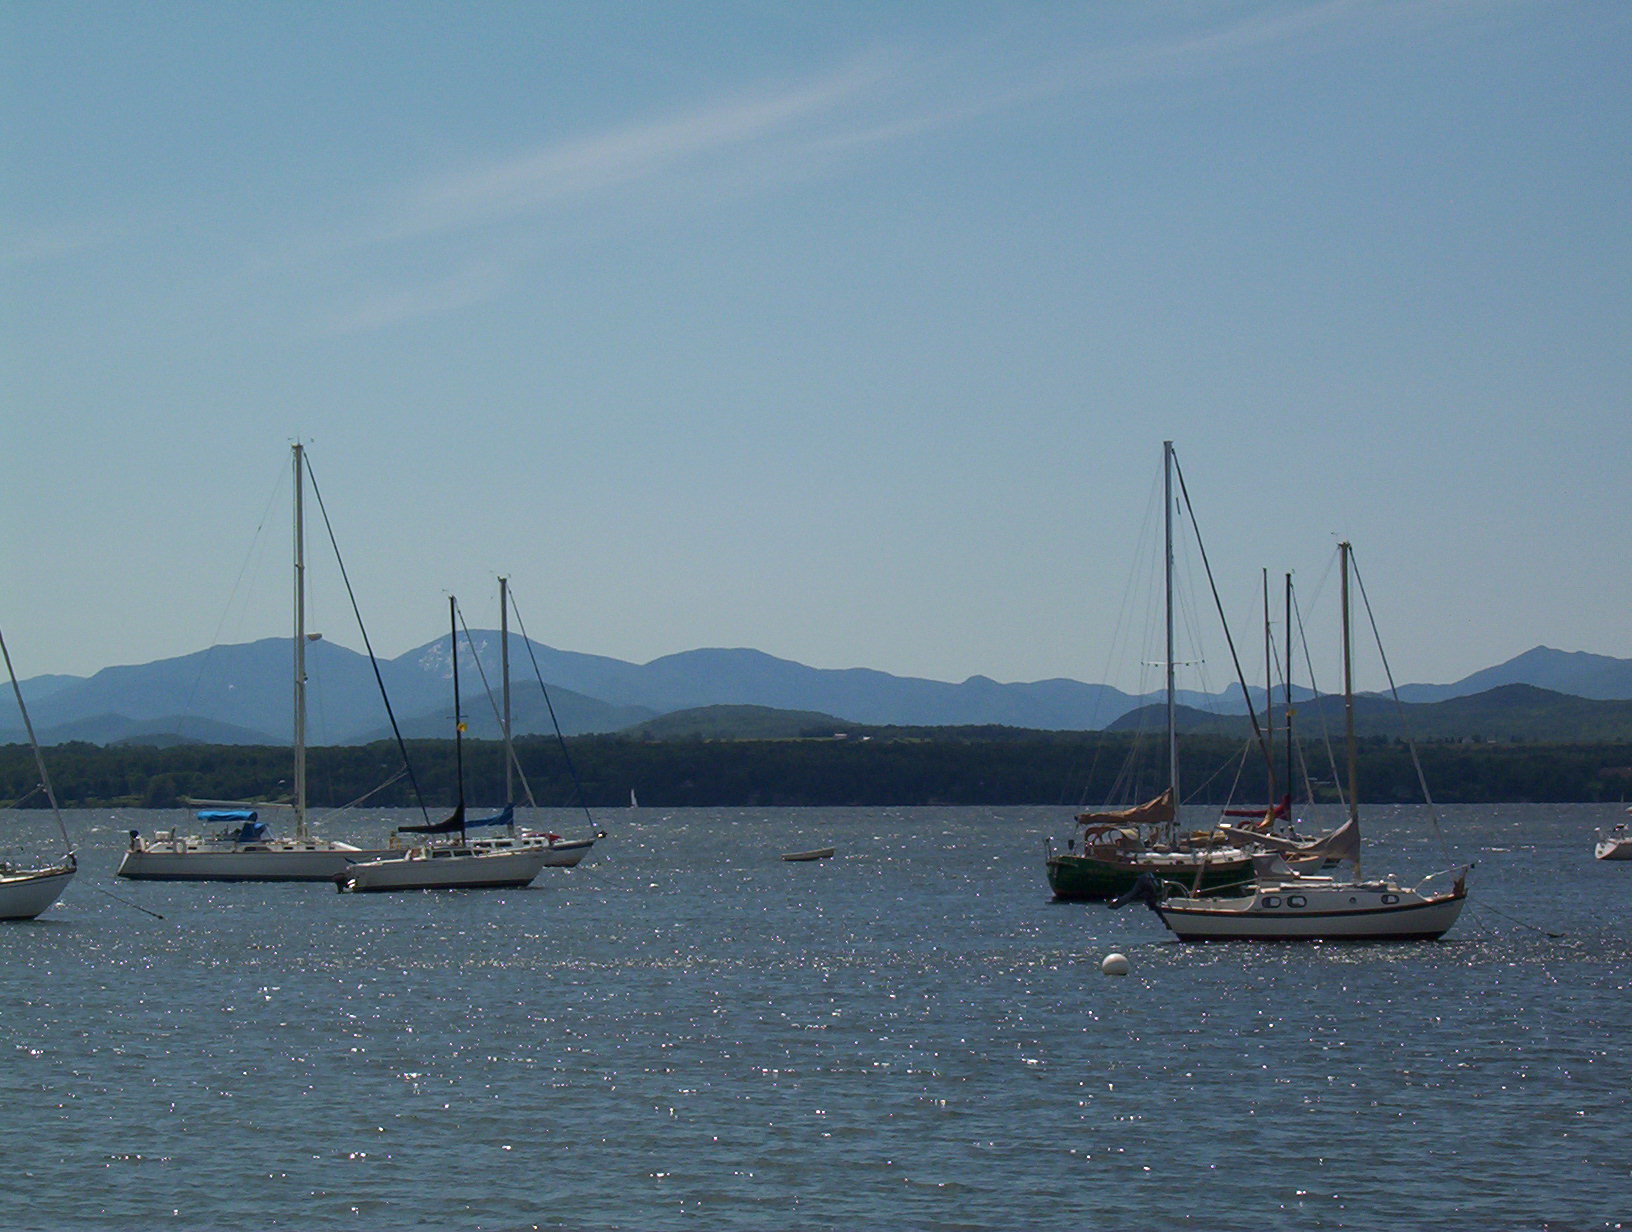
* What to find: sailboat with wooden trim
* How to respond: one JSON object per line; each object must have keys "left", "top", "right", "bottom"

{"left": 1, "top": 625, "right": 76, "bottom": 920}
{"left": 1045, "top": 442, "right": 1255, "bottom": 901}
{"left": 1141, "top": 542, "right": 1471, "bottom": 941}
{"left": 117, "top": 444, "right": 401, "bottom": 882}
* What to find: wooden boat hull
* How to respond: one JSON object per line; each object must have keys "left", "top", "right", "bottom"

{"left": 336, "top": 847, "right": 549, "bottom": 892}
{"left": 1156, "top": 878, "right": 1468, "bottom": 941}
{"left": 1046, "top": 851, "right": 1252, "bottom": 901}
{"left": 0, "top": 865, "right": 75, "bottom": 920}
{"left": 782, "top": 847, "right": 835, "bottom": 862}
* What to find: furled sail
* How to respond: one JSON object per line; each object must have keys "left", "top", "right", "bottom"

{"left": 1076, "top": 788, "right": 1174, "bottom": 828}
{"left": 1223, "top": 814, "right": 1360, "bottom": 865}
{"left": 399, "top": 804, "right": 466, "bottom": 835}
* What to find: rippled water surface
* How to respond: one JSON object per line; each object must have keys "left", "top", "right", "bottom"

{"left": 3, "top": 804, "right": 1628, "bottom": 1230}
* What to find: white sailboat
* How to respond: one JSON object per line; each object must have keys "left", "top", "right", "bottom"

{"left": 460, "top": 576, "right": 604, "bottom": 868}
{"left": 117, "top": 443, "right": 399, "bottom": 881}
{"left": 1595, "top": 816, "right": 1632, "bottom": 861}
{"left": 336, "top": 597, "right": 549, "bottom": 893}
{"left": 1147, "top": 542, "right": 1471, "bottom": 941}
{"left": 1, "top": 624, "right": 76, "bottom": 920}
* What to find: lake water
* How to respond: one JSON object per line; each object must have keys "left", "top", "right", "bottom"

{"left": 2, "top": 804, "right": 1628, "bottom": 1231}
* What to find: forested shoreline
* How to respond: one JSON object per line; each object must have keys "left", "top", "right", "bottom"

{"left": 4, "top": 730, "right": 1630, "bottom": 809}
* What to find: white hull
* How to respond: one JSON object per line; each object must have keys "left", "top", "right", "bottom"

{"left": 336, "top": 846, "right": 549, "bottom": 892}
{"left": 0, "top": 865, "right": 75, "bottom": 920}
{"left": 1596, "top": 837, "right": 1632, "bottom": 861}
{"left": 466, "top": 831, "right": 604, "bottom": 868}
{"left": 118, "top": 837, "right": 397, "bottom": 882}
{"left": 1157, "top": 874, "right": 1468, "bottom": 941}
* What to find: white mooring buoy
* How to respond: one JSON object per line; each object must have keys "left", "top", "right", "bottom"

{"left": 1101, "top": 952, "right": 1130, "bottom": 977}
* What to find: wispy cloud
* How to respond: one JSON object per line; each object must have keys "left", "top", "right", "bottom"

{"left": 384, "top": 55, "right": 895, "bottom": 246}
{"left": 320, "top": 1, "right": 1473, "bottom": 332}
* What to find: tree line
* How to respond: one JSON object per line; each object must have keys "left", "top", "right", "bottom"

{"left": 4, "top": 729, "right": 1630, "bottom": 809}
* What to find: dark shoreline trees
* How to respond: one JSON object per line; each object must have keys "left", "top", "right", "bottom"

{"left": 4, "top": 730, "right": 1630, "bottom": 809}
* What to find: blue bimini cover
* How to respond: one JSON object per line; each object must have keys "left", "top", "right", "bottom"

{"left": 197, "top": 810, "right": 258, "bottom": 823}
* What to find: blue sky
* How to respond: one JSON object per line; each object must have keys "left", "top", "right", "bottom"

{"left": 3, "top": 1, "right": 1628, "bottom": 695}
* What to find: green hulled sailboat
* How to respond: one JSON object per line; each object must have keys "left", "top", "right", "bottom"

{"left": 1044, "top": 441, "right": 1254, "bottom": 901}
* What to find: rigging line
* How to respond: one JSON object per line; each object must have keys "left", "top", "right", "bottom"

{"left": 93, "top": 886, "right": 165, "bottom": 921}
{"left": 1468, "top": 897, "right": 1564, "bottom": 940}
{"left": 1291, "top": 582, "right": 1347, "bottom": 812}
{"left": 300, "top": 456, "right": 431, "bottom": 826}
{"left": 310, "top": 767, "right": 409, "bottom": 827}
{"left": 1347, "top": 547, "right": 1452, "bottom": 862}
{"left": 0, "top": 624, "right": 72, "bottom": 854}
{"left": 1168, "top": 451, "right": 1275, "bottom": 789}
{"left": 454, "top": 606, "right": 537, "bottom": 808}
{"left": 184, "top": 456, "right": 289, "bottom": 719}
{"left": 504, "top": 589, "right": 596, "bottom": 829}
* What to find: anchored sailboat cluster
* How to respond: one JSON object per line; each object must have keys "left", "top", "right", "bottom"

{"left": 1050, "top": 442, "right": 1473, "bottom": 942}
{"left": 19, "top": 440, "right": 1622, "bottom": 929}
{"left": 110, "top": 443, "right": 602, "bottom": 894}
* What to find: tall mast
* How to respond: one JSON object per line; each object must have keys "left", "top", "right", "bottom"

{"left": 1163, "top": 440, "right": 1178, "bottom": 824}
{"left": 1263, "top": 567, "right": 1275, "bottom": 805}
{"left": 1341, "top": 541, "right": 1361, "bottom": 879}
{"left": 1284, "top": 572, "right": 1294, "bottom": 806}
{"left": 500, "top": 575, "right": 514, "bottom": 827}
{"left": 292, "top": 442, "right": 308, "bottom": 840}
{"left": 451, "top": 595, "right": 465, "bottom": 813}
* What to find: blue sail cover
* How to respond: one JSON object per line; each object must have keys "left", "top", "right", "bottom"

{"left": 197, "top": 810, "right": 258, "bottom": 823}
{"left": 465, "top": 804, "right": 515, "bottom": 830}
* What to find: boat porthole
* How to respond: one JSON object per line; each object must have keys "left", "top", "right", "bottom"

{"left": 1263, "top": 897, "right": 1281, "bottom": 908}
{"left": 1382, "top": 894, "right": 1399, "bottom": 904}
{"left": 1288, "top": 895, "right": 1306, "bottom": 908}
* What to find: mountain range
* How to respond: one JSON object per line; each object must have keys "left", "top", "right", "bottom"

{"left": 5, "top": 638, "right": 1631, "bottom": 748}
